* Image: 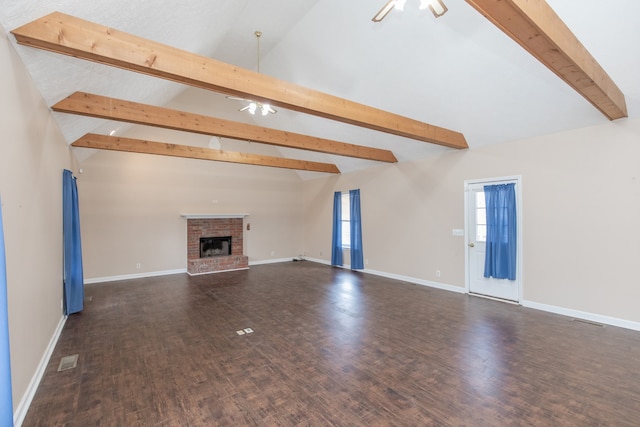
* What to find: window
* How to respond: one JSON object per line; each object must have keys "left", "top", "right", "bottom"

{"left": 341, "top": 192, "right": 350, "bottom": 247}
{"left": 475, "top": 191, "right": 487, "bottom": 242}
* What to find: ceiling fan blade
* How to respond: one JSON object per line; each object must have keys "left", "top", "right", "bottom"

{"left": 373, "top": 0, "right": 396, "bottom": 22}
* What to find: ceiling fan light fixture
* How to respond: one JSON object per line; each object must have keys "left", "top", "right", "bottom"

{"left": 372, "top": 0, "right": 396, "bottom": 22}
{"left": 427, "top": 0, "right": 448, "bottom": 17}
{"left": 394, "top": 0, "right": 407, "bottom": 11}
{"left": 237, "top": 100, "right": 275, "bottom": 116}
{"left": 374, "top": 0, "right": 447, "bottom": 22}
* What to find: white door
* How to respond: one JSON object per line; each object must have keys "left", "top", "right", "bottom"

{"left": 465, "top": 178, "right": 521, "bottom": 302}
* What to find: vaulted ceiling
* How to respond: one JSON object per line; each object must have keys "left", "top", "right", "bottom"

{"left": 1, "top": 0, "right": 638, "bottom": 178}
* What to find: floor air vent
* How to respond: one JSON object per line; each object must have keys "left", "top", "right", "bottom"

{"left": 57, "top": 354, "right": 79, "bottom": 371}
{"left": 571, "top": 318, "right": 605, "bottom": 327}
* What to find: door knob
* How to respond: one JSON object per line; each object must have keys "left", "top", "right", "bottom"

{"left": 468, "top": 242, "right": 475, "bottom": 248}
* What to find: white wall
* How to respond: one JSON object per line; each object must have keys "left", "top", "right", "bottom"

{"left": 0, "top": 30, "right": 74, "bottom": 416}
{"left": 303, "top": 117, "right": 640, "bottom": 324}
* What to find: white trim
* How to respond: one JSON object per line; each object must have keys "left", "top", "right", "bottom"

{"left": 521, "top": 299, "right": 640, "bottom": 331}
{"left": 185, "top": 267, "right": 249, "bottom": 276}
{"left": 305, "top": 258, "right": 465, "bottom": 293}
{"left": 465, "top": 175, "right": 522, "bottom": 185}
{"left": 180, "top": 214, "right": 249, "bottom": 219}
{"left": 84, "top": 268, "right": 187, "bottom": 284}
{"left": 316, "top": 260, "right": 354, "bottom": 270}
{"left": 363, "top": 267, "right": 467, "bottom": 294}
{"left": 14, "top": 315, "right": 67, "bottom": 427}
{"left": 469, "top": 292, "right": 520, "bottom": 305}
{"left": 305, "top": 257, "right": 330, "bottom": 265}
{"left": 249, "top": 258, "right": 293, "bottom": 266}
{"left": 464, "top": 175, "right": 523, "bottom": 303}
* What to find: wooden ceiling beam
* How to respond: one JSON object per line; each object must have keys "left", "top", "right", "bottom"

{"left": 52, "top": 92, "right": 397, "bottom": 163}
{"left": 11, "top": 11, "right": 468, "bottom": 149}
{"left": 72, "top": 134, "right": 340, "bottom": 174}
{"left": 465, "top": 0, "right": 627, "bottom": 120}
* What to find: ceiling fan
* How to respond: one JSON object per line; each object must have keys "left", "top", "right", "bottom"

{"left": 227, "top": 30, "right": 277, "bottom": 116}
{"left": 227, "top": 97, "right": 277, "bottom": 116}
{"left": 373, "top": 0, "right": 448, "bottom": 22}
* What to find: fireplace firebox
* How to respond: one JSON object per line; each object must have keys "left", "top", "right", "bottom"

{"left": 200, "top": 236, "right": 232, "bottom": 258}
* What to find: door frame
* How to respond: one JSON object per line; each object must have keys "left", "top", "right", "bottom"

{"left": 464, "top": 175, "right": 523, "bottom": 303}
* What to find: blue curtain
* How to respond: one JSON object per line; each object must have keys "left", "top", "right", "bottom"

{"left": 63, "top": 170, "right": 84, "bottom": 315}
{"left": 349, "top": 189, "right": 364, "bottom": 270}
{"left": 0, "top": 198, "right": 14, "bottom": 426}
{"left": 484, "top": 183, "right": 517, "bottom": 280}
{"left": 331, "top": 191, "right": 343, "bottom": 266}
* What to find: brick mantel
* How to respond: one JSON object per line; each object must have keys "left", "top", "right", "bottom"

{"left": 183, "top": 214, "right": 249, "bottom": 275}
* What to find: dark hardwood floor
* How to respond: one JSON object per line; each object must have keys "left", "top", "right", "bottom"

{"left": 23, "top": 262, "right": 640, "bottom": 426}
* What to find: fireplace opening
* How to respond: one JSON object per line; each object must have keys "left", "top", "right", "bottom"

{"left": 200, "top": 236, "right": 232, "bottom": 258}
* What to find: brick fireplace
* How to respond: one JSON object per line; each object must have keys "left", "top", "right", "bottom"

{"left": 183, "top": 214, "right": 249, "bottom": 275}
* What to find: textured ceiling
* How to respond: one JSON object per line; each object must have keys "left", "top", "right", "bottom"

{"left": 1, "top": 0, "right": 639, "bottom": 178}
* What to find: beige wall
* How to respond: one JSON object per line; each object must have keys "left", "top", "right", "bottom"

{"left": 0, "top": 31, "right": 74, "bottom": 413}
{"left": 303, "top": 117, "right": 640, "bottom": 323}
{"left": 77, "top": 127, "right": 305, "bottom": 280}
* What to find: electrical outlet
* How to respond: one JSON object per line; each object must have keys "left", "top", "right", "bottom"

{"left": 365, "top": 258, "right": 369, "bottom": 265}
{"left": 270, "top": 251, "right": 275, "bottom": 256}
{"left": 136, "top": 263, "right": 141, "bottom": 269}
{"left": 436, "top": 270, "right": 441, "bottom": 278}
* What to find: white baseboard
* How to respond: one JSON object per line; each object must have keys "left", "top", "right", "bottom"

{"left": 304, "top": 257, "right": 330, "bottom": 265}
{"left": 362, "top": 267, "right": 467, "bottom": 294}
{"left": 304, "top": 258, "right": 465, "bottom": 293}
{"left": 14, "top": 314, "right": 67, "bottom": 427}
{"left": 84, "top": 268, "right": 187, "bottom": 284}
{"left": 521, "top": 299, "right": 640, "bottom": 331}
{"left": 249, "top": 258, "right": 293, "bottom": 266}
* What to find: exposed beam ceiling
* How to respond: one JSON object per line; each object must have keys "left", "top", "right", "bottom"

{"left": 465, "top": 0, "right": 627, "bottom": 120}
{"left": 53, "top": 92, "right": 398, "bottom": 163}
{"left": 11, "top": 11, "right": 469, "bottom": 150}
{"left": 72, "top": 134, "right": 340, "bottom": 174}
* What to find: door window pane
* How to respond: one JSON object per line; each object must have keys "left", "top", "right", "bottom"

{"left": 475, "top": 192, "right": 487, "bottom": 242}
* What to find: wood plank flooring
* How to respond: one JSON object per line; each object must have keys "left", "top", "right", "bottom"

{"left": 22, "top": 262, "right": 640, "bottom": 426}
